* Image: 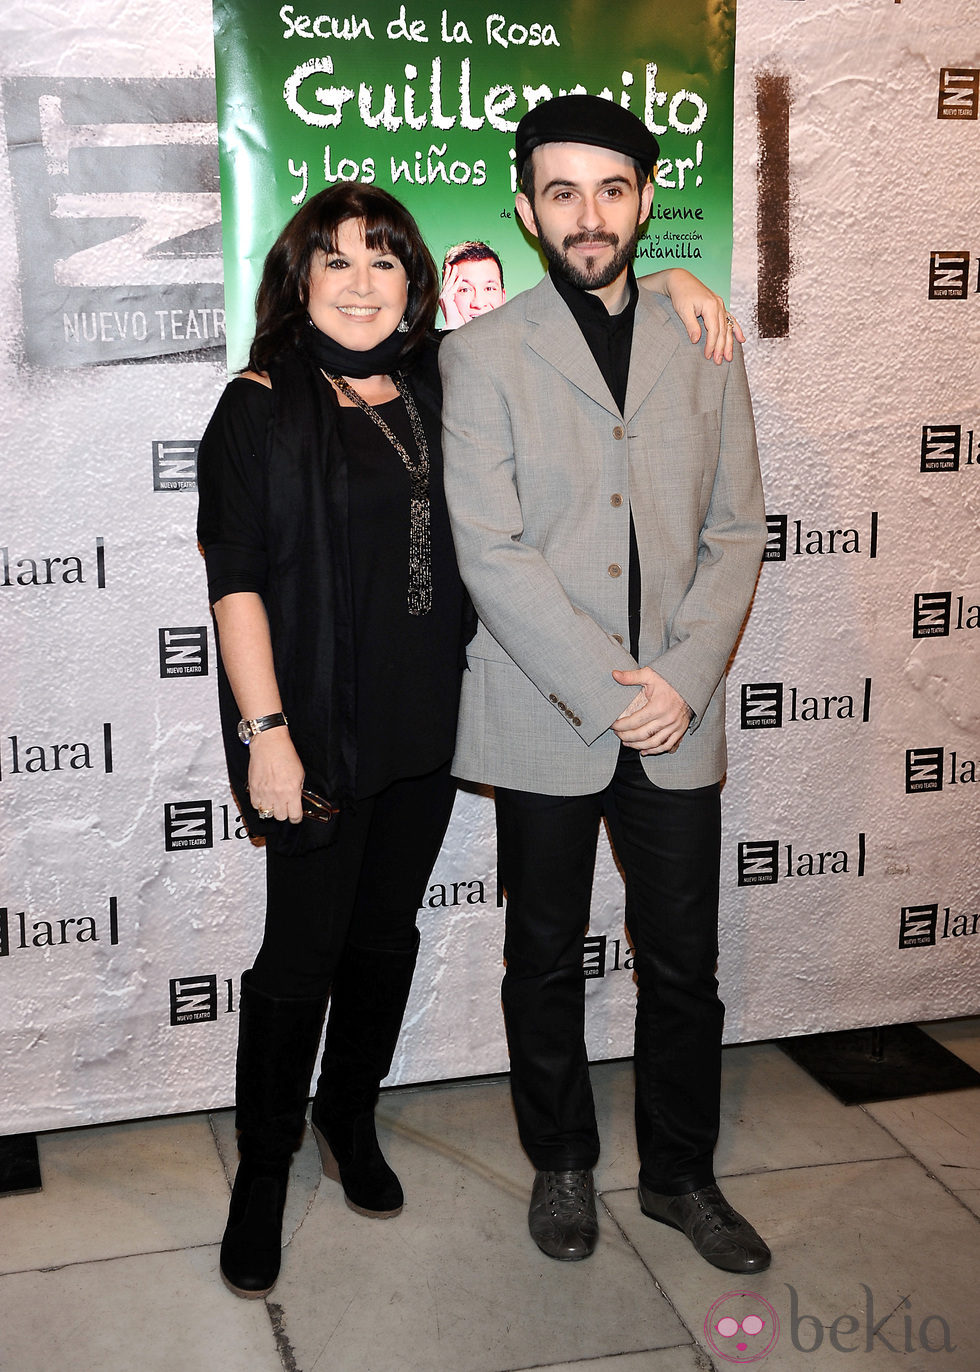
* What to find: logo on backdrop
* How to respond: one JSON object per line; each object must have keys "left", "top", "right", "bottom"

{"left": 912, "top": 591, "right": 979, "bottom": 637}
{"left": 739, "top": 678, "right": 872, "bottom": 729}
{"left": 163, "top": 799, "right": 255, "bottom": 849}
{"left": 2, "top": 76, "right": 224, "bottom": 367}
{"left": 152, "top": 440, "right": 200, "bottom": 491}
{"left": 899, "top": 904, "right": 980, "bottom": 949}
{"left": 583, "top": 934, "right": 634, "bottom": 978}
{"left": 928, "top": 251, "right": 970, "bottom": 300}
{"left": 937, "top": 68, "right": 979, "bottom": 120}
{"left": 159, "top": 627, "right": 208, "bottom": 677}
{"left": 905, "top": 746, "right": 978, "bottom": 793}
{"left": 164, "top": 799, "right": 213, "bottom": 850}
{"left": 763, "top": 513, "right": 878, "bottom": 562}
{"left": 736, "top": 834, "right": 866, "bottom": 885}
{"left": 0, "top": 897, "right": 119, "bottom": 956}
{"left": 170, "top": 975, "right": 218, "bottom": 1024}
{"left": 169, "top": 975, "right": 240, "bottom": 1024}
{"left": 920, "top": 424, "right": 977, "bottom": 472}
{"left": 0, "top": 723, "right": 114, "bottom": 779}
{"left": 1, "top": 537, "right": 106, "bottom": 589}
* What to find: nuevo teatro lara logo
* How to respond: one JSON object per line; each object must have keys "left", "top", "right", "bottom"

{"left": 170, "top": 975, "right": 219, "bottom": 1023}
{"left": 920, "top": 423, "right": 976, "bottom": 472}
{"left": 928, "top": 252, "right": 971, "bottom": 300}
{"left": 905, "top": 746, "right": 979, "bottom": 793}
{"left": 740, "top": 678, "right": 872, "bottom": 729}
{"left": 763, "top": 512, "right": 878, "bottom": 562}
{"left": 912, "top": 590, "right": 979, "bottom": 637}
{"left": 736, "top": 834, "right": 866, "bottom": 886}
{"left": 583, "top": 934, "right": 634, "bottom": 978}
{"left": 159, "top": 626, "right": 209, "bottom": 678}
{"left": 937, "top": 68, "right": 980, "bottom": 120}
{"left": 164, "top": 799, "right": 213, "bottom": 850}
{"left": 899, "top": 904, "right": 980, "bottom": 949}
{"left": 163, "top": 799, "right": 255, "bottom": 849}
{"left": 2, "top": 76, "right": 223, "bottom": 367}
{"left": 152, "top": 440, "right": 200, "bottom": 492}
{"left": 169, "top": 974, "right": 241, "bottom": 1024}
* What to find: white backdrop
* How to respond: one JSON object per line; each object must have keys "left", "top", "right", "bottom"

{"left": 1, "top": 0, "right": 978, "bottom": 1134}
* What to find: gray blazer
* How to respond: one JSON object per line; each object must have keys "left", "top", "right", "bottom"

{"left": 440, "top": 274, "right": 766, "bottom": 796}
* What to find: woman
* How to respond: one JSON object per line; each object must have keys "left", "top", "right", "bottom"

{"left": 197, "top": 182, "right": 739, "bottom": 1300}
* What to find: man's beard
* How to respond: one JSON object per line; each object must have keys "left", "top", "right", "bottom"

{"left": 534, "top": 214, "right": 644, "bottom": 291}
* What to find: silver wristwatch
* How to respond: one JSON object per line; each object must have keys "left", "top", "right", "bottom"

{"left": 237, "top": 712, "right": 288, "bottom": 745}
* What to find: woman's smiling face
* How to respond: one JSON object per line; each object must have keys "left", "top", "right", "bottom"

{"left": 307, "top": 217, "right": 409, "bottom": 351}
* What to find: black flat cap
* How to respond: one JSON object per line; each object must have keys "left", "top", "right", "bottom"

{"left": 515, "top": 95, "right": 659, "bottom": 180}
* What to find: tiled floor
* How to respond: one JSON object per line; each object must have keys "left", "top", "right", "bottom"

{"left": 2, "top": 1020, "right": 979, "bottom": 1371}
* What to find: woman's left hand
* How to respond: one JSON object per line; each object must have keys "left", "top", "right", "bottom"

{"left": 638, "top": 268, "right": 745, "bottom": 364}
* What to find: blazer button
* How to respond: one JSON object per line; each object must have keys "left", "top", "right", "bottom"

{"left": 573, "top": 716, "right": 582, "bottom": 726}
{"left": 612, "top": 425, "right": 625, "bottom": 439}
{"left": 557, "top": 700, "right": 566, "bottom": 711}
{"left": 608, "top": 564, "right": 622, "bottom": 578}
{"left": 612, "top": 634, "right": 624, "bottom": 645}
{"left": 549, "top": 694, "right": 558, "bottom": 703}
{"left": 610, "top": 493, "right": 624, "bottom": 507}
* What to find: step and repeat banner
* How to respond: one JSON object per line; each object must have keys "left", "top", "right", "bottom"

{"left": 1, "top": 0, "right": 978, "bottom": 1133}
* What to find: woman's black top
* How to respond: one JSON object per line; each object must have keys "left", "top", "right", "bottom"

{"left": 338, "top": 396, "right": 463, "bottom": 798}
{"left": 197, "top": 341, "right": 467, "bottom": 847}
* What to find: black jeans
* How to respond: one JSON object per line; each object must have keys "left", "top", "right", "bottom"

{"left": 494, "top": 748, "right": 723, "bottom": 1193}
{"left": 250, "top": 762, "right": 456, "bottom": 998}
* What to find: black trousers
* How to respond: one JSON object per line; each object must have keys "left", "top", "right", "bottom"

{"left": 494, "top": 748, "right": 723, "bottom": 1194}
{"left": 250, "top": 762, "right": 456, "bottom": 999}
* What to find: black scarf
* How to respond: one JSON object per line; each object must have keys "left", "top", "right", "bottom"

{"left": 302, "top": 314, "right": 414, "bottom": 379}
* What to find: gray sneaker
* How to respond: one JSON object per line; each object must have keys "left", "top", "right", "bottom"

{"left": 528, "top": 1168, "right": 599, "bottom": 1261}
{"left": 638, "top": 1181, "right": 771, "bottom": 1272}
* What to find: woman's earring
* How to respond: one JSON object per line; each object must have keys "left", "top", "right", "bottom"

{"left": 397, "top": 315, "right": 409, "bottom": 333}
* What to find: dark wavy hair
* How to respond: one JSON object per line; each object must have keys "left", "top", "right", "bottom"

{"left": 247, "top": 184, "right": 439, "bottom": 373}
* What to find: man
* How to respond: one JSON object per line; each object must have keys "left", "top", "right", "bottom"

{"left": 439, "top": 240, "right": 506, "bottom": 327}
{"left": 439, "top": 95, "right": 769, "bottom": 1272}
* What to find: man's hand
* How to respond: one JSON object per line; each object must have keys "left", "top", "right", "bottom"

{"left": 611, "top": 667, "right": 692, "bottom": 755}
{"left": 247, "top": 728, "right": 306, "bottom": 823}
{"left": 638, "top": 268, "right": 745, "bottom": 364}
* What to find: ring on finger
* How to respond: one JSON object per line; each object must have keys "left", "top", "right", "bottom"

{"left": 257, "top": 807, "right": 274, "bottom": 820}
{"left": 725, "top": 313, "right": 735, "bottom": 331}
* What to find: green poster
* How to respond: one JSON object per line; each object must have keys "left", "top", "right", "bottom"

{"left": 213, "top": 0, "right": 736, "bottom": 369}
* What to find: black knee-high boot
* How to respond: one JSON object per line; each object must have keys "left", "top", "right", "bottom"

{"left": 220, "top": 971, "right": 327, "bottom": 1298}
{"left": 310, "top": 931, "right": 419, "bottom": 1218}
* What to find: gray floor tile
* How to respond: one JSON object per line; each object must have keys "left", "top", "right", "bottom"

{"left": 865, "top": 1088, "right": 980, "bottom": 1218}
{"left": 268, "top": 1084, "right": 690, "bottom": 1372}
{"left": 0, "top": 1114, "right": 232, "bottom": 1274}
{"left": 606, "top": 1157, "right": 979, "bottom": 1369}
{"left": 514, "top": 1353, "right": 705, "bottom": 1371}
{"left": 714, "top": 1041, "right": 904, "bottom": 1176}
{"left": 588, "top": 1042, "right": 903, "bottom": 1194}
{"left": 0, "top": 1245, "right": 282, "bottom": 1372}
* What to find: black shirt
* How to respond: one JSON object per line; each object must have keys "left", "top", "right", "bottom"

{"left": 336, "top": 398, "right": 464, "bottom": 798}
{"left": 550, "top": 266, "right": 643, "bottom": 659}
